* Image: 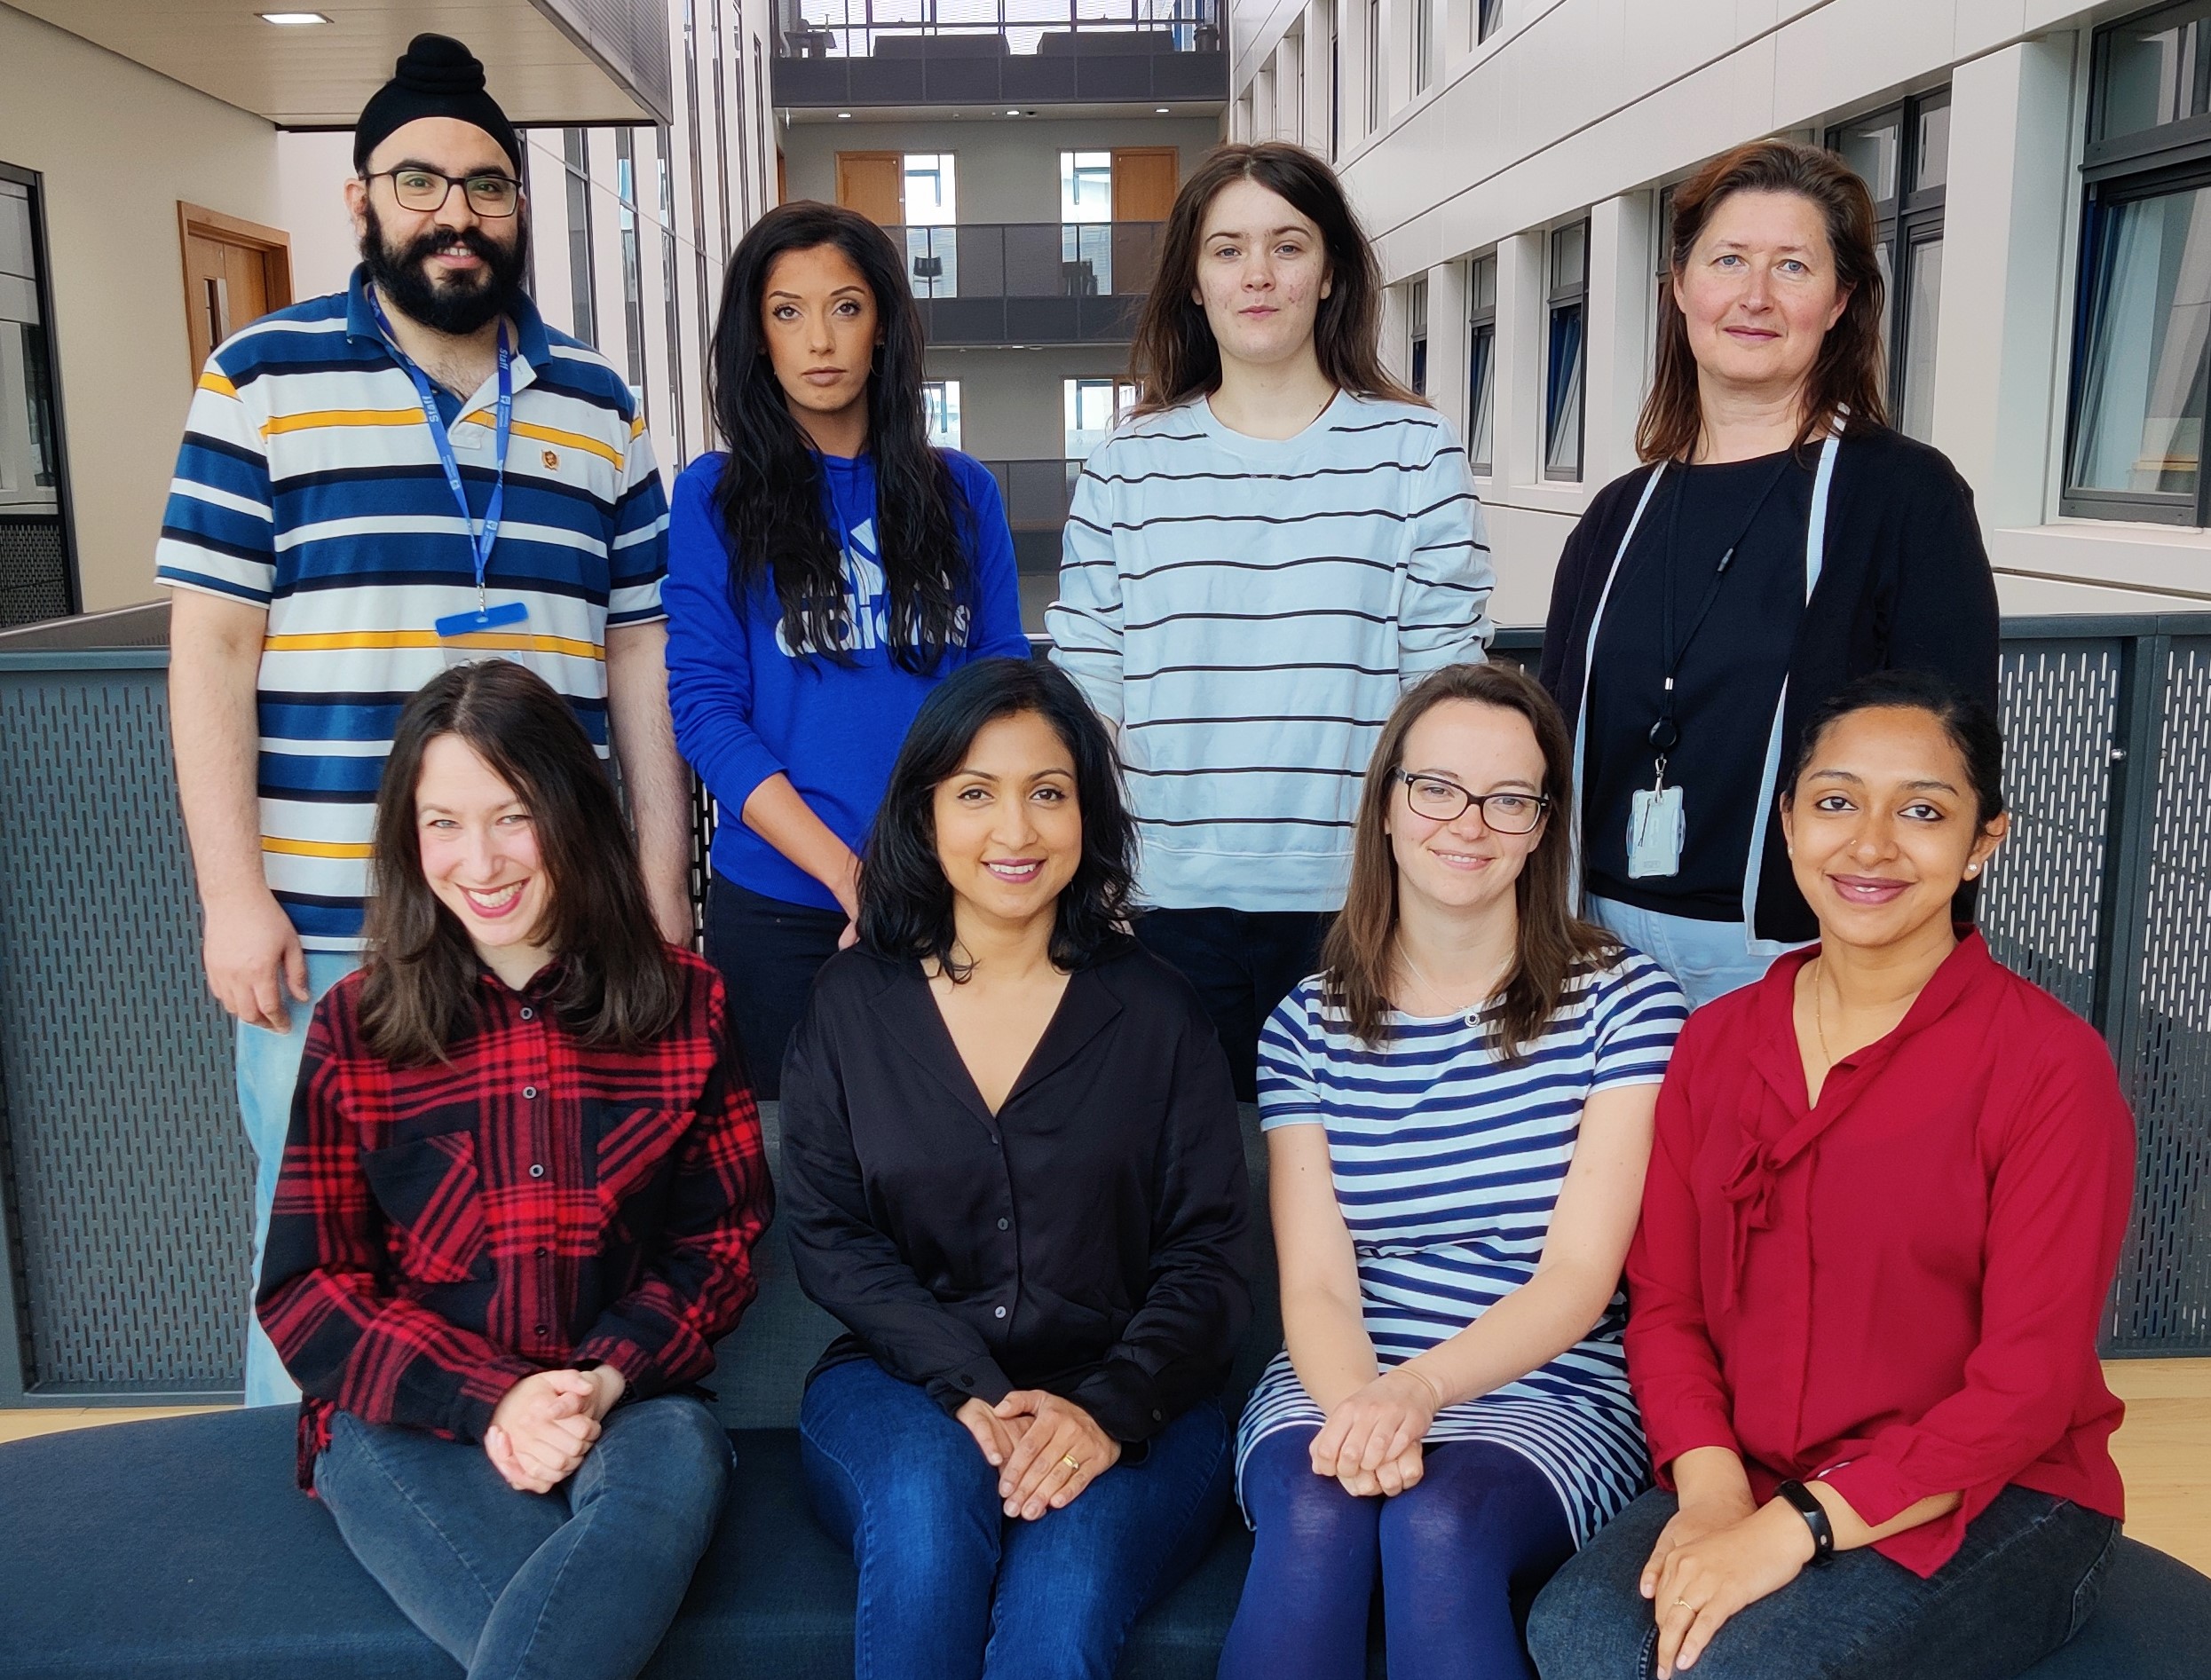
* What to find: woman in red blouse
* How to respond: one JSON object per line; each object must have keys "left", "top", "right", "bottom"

{"left": 257, "top": 660, "right": 772, "bottom": 1680}
{"left": 1527, "top": 670, "right": 2133, "bottom": 1680}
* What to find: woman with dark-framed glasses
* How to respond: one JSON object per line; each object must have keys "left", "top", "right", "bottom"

{"left": 1220, "top": 663, "right": 1688, "bottom": 1680}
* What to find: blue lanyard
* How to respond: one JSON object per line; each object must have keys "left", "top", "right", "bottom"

{"left": 371, "top": 290, "right": 513, "bottom": 611}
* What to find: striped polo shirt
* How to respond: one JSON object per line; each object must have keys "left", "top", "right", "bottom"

{"left": 1046, "top": 391, "right": 1493, "bottom": 913}
{"left": 155, "top": 266, "right": 668, "bottom": 950}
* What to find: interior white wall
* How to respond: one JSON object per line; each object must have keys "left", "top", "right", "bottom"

{"left": 0, "top": 7, "right": 292, "bottom": 613}
{"left": 1226, "top": 0, "right": 2211, "bottom": 619}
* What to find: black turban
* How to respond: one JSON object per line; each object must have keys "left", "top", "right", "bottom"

{"left": 353, "top": 35, "right": 522, "bottom": 176}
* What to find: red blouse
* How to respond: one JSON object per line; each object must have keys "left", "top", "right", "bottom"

{"left": 1625, "top": 931, "right": 2133, "bottom": 1576}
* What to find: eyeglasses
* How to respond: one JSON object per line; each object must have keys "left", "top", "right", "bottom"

{"left": 366, "top": 168, "right": 523, "bottom": 217}
{"left": 1393, "top": 770, "right": 1549, "bottom": 834}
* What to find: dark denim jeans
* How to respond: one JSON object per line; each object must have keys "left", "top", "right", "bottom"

{"left": 1133, "top": 907, "right": 1332, "bottom": 1101}
{"left": 706, "top": 873, "right": 849, "bottom": 1100}
{"left": 1526, "top": 1485, "right": 2121, "bottom": 1680}
{"left": 312, "top": 1394, "right": 732, "bottom": 1680}
{"left": 798, "top": 1355, "right": 1234, "bottom": 1680}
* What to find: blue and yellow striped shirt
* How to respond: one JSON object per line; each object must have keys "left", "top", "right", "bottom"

{"left": 155, "top": 266, "right": 669, "bottom": 949}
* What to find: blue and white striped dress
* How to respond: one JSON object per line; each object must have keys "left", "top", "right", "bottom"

{"left": 1236, "top": 950, "right": 1688, "bottom": 1544}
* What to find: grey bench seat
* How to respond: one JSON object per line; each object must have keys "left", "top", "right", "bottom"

{"left": 1, "top": 1105, "right": 2204, "bottom": 1676}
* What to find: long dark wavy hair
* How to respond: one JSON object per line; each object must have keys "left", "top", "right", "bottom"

{"left": 708, "top": 201, "right": 970, "bottom": 670}
{"left": 359, "top": 661, "right": 683, "bottom": 1066}
{"left": 1128, "top": 142, "right": 1416, "bottom": 417}
{"left": 1323, "top": 663, "right": 1617, "bottom": 1058}
{"left": 1639, "top": 138, "right": 1890, "bottom": 462}
{"left": 858, "top": 658, "right": 1135, "bottom": 979}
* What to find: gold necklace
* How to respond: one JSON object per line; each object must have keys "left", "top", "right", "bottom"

{"left": 1811, "top": 958, "right": 1837, "bottom": 1069}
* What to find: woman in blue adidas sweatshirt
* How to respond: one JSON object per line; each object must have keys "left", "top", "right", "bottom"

{"left": 666, "top": 202, "right": 1027, "bottom": 1095}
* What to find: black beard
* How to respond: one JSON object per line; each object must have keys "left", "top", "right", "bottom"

{"left": 361, "top": 201, "right": 529, "bottom": 336}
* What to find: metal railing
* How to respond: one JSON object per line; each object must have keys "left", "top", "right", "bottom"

{"left": 0, "top": 611, "right": 2206, "bottom": 1404}
{"left": 778, "top": 0, "right": 1221, "bottom": 59}
{"left": 895, "top": 222, "right": 1161, "bottom": 301}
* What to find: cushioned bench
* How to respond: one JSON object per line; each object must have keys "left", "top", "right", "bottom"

{"left": 2, "top": 1106, "right": 2206, "bottom": 1677}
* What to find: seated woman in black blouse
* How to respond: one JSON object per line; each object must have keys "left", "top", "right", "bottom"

{"left": 779, "top": 654, "right": 1254, "bottom": 1680}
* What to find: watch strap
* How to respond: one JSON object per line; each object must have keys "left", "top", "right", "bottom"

{"left": 1774, "top": 1479, "right": 1836, "bottom": 1566}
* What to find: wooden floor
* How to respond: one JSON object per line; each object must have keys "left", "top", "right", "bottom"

{"left": 4, "top": 1363, "right": 2207, "bottom": 1572}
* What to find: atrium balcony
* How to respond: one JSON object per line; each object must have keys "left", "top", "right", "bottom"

{"left": 772, "top": 0, "right": 1226, "bottom": 114}
{"left": 891, "top": 220, "right": 1160, "bottom": 343}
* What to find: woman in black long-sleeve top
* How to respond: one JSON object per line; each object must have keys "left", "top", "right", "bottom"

{"left": 1541, "top": 139, "right": 1998, "bottom": 1007}
{"left": 778, "top": 655, "right": 1252, "bottom": 1680}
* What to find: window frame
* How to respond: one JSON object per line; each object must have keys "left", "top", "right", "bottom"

{"left": 1825, "top": 87, "right": 1950, "bottom": 442}
{"left": 1408, "top": 277, "right": 1428, "bottom": 395}
{"left": 1413, "top": 0, "right": 1433, "bottom": 93}
{"left": 0, "top": 159, "right": 78, "bottom": 623}
{"left": 1466, "top": 252, "right": 1496, "bottom": 477}
{"left": 2062, "top": 4, "right": 2211, "bottom": 524}
{"left": 1544, "top": 218, "right": 1589, "bottom": 483}
{"left": 562, "top": 129, "right": 599, "bottom": 347}
{"left": 1365, "top": 0, "right": 1383, "bottom": 135}
{"left": 1478, "top": 0, "right": 1503, "bottom": 44}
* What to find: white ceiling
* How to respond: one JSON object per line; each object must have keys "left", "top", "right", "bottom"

{"left": 16, "top": 1, "right": 662, "bottom": 128}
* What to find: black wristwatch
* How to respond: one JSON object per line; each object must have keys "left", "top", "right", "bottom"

{"left": 1773, "top": 1479, "right": 1836, "bottom": 1567}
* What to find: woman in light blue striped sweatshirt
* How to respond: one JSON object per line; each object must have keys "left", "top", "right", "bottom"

{"left": 1046, "top": 142, "right": 1494, "bottom": 1100}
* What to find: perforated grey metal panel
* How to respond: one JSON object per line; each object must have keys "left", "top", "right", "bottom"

{"left": 1978, "top": 639, "right": 2122, "bottom": 1019}
{"left": 2110, "top": 636, "right": 2211, "bottom": 1353}
{"left": 538, "top": 0, "right": 675, "bottom": 121}
{"left": 0, "top": 667, "right": 246, "bottom": 1390}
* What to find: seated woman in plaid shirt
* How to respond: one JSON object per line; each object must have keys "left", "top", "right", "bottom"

{"left": 257, "top": 659, "right": 772, "bottom": 1680}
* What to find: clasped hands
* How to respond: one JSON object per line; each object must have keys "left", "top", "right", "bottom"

{"left": 1638, "top": 1488, "right": 1818, "bottom": 1677}
{"left": 483, "top": 1365, "right": 628, "bottom": 1494}
{"left": 956, "top": 1390, "right": 1121, "bottom": 1520}
{"left": 1310, "top": 1364, "right": 1443, "bottom": 1497}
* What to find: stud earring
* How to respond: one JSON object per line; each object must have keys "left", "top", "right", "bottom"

{"left": 1966, "top": 864, "right": 1980, "bottom": 878}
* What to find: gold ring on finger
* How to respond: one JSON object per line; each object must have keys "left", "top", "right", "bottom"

{"left": 1674, "top": 1598, "right": 1695, "bottom": 1612}
{"left": 1061, "top": 1453, "right": 1082, "bottom": 1471}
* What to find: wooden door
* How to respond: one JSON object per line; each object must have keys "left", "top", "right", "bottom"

{"left": 835, "top": 153, "right": 904, "bottom": 225}
{"left": 1110, "top": 148, "right": 1180, "bottom": 222}
{"left": 178, "top": 203, "right": 292, "bottom": 381}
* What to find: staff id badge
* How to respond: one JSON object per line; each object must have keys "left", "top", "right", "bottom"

{"left": 435, "top": 599, "right": 531, "bottom": 669}
{"left": 1628, "top": 769, "right": 1685, "bottom": 879}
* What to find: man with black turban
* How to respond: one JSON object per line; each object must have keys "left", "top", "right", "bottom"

{"left": 156, "top": 34, "right": 692, "bottom": 1408}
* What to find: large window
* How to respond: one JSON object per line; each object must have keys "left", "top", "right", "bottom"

{"left": 656, "top": 129, "right": 688, "bottom": 463}
{"left": 1466, "top": 254, "right": 1496, "bottom": 475}
{"left": 1061, "top": 150, "right": 1113, "bottom": 294}
{"left": 904, "top": 153, "right": 958, "bottom": 297}
{"left": 563, "top": 130, "right": 598, "bottom": 347}
{"left": 1065, "top": 377, "right": 1138, "bottom": 460}
{"left": 2066, "top": 2, "right": 2211, "bottom": 524}
{"left": 924, "top": 380, "right": 962, "bottom": 450}
{"left": 1478, "top": 0, "right": 1503, "bottom": 45}
{"left": 1365, "top": 0, "right": 1383, "bottom": 134}
{"left": 1413, "top": 0, "right": 1433, "bottom": 93}
{"left": 614, "top": 130, "right": 648, "bottom": 408}
{"left": 1544, "top": 220, "right": 1588, "bottom": 481}
{"left": 0, "top": 162, "right": 71, "bottom": 627}
{"left": 1408, "top": 278, "right": 1428, "bottom": 395}
{"left": 1828, "top": 89, "right": 1950, "bottom": 442}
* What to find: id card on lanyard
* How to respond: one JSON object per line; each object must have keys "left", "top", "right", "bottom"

{"left": 1568, "top": 428, "right": 1842, "bottom": 955}
{"left": 371, "top": 290, "right": 524, "bottom": 662}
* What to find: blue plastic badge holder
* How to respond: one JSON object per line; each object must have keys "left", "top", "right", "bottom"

{"left": 436, "top": 600, "right": 531, "bottom": 668}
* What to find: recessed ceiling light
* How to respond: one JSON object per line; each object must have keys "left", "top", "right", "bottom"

{"left": 837, "top": 111, "right": 852, "bottom": 118}
{"left": 1007, "top": 108, "right": 1019, "bottom": 116}
{"left": 258, "top": 10, "right": 331, "bottom": 22}
{"left": 1156, "top": 106, "right": 1170, "bottom": 114}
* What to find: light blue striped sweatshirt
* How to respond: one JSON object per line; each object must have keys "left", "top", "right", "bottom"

{"left": 1046, "top": 390, "right": 1495, "bottom": 911}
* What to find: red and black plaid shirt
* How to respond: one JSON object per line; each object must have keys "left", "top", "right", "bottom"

{"left": 257, "top": 948, "right": 771, "bottom": 1489}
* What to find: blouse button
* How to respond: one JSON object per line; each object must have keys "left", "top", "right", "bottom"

{"left": 520, "top": 1007, "right": 534, "bottom": 1021}
{"left": 523, "top": 1085, "right": 537, "bottom": 1100}
{"left": 997, "top": 1218, "right": 1009, "bottom": 1231}
{"left": 993, "top": 1305, "right": 1007, "bottom": 1319}
{"left": 529, "top": 1163, "right": 545, "bottom": 1179}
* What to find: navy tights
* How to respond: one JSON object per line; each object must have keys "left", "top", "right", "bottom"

{"left": 1218, "top": 1426, "right": 1575, "bottom": 1680}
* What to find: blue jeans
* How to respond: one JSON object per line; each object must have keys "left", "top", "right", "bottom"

{"left": 799, "top": 1356, "right": 1234, "bottom": 1680}
{"left": 312, "top": 1395, "right": 732, "bottom": 1680}
{"left": 237, "top": 947, "right": 357, "bottom": 1407}
{"left": 1220, "top": 1426, "right": 1575, "bottom": 1680}
{"left": 1585, "top": 897, "right": 1781, "bottom": 1011}
{"left": 1526, "top": 1485, "right": 2120, "bottom": 1680}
